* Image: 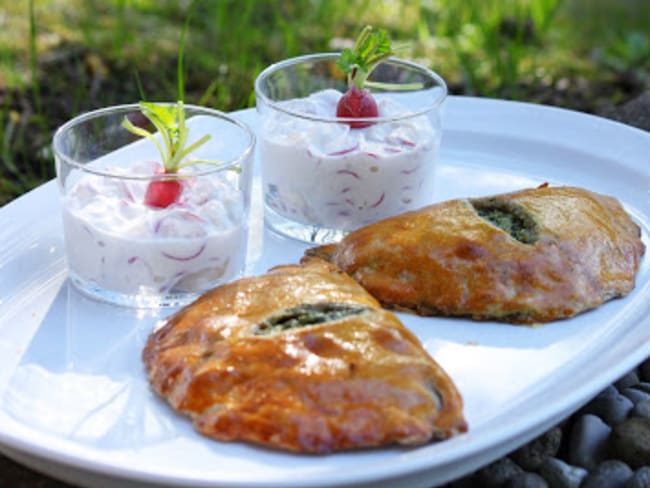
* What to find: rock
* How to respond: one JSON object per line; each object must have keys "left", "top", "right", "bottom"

{"left": 568, "top": 414, "right": 612, "bottom": 469}
{"left": 476, "top": 457, "right": 524, "bottom": 486}
{"left": 582, "top": 460, "right": 633, "bottom": 488}
{"left": 582, "top": 391, "right": 634, "bottom": 425}
{"left": 538, "top": 457, "right": 587, "bottom": 488}
{"left": 598, "top": 385, "right": 619, "bottom": 398}
{"left": 623, "top": 388, "right": 650, "bottom": 405}
{"left": 610, "top": 417, "right": 650, "bottom": 468}
{"left": 511, "top": 427, "right": 562, "bottom": 470}
{"left": 505, "top": 472, "right": 549, "bottom": 488}
{"left": 625, "top": 467, "right": 650, "bottom": 488}
{"left": 617, "top": 371, "right": 641, "bottom": 391}
{"left": 640, "top": 359, "right": 650, "bottom": 382}
{"left": 637, "top": 383, "right": 650, "bottom": 395}
{"left": 634, "top": 400, "right": 650, "bottom": 420}
{"left": 600, "top": 91, "right": 650, "bottom": 132}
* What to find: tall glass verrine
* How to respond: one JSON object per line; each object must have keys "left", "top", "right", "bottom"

{"left": 255, "top": 53, "right": 447, "bottom": 244}
{"left": 53, "top": 104, "right": 255, "bottom": 308}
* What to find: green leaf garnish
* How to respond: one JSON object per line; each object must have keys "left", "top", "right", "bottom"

{"left": 121, "top": 101, "right": 227, "bottom": 174}
{"left": 336, "top": 25, "right": 397, "bottom": 90}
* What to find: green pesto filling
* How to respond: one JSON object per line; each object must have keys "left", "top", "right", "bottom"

{"left": 472, "top": 198, "right": 539, "bottom": 245}
{"left": 254, "top": 303, "right": 369, "bottom": 335}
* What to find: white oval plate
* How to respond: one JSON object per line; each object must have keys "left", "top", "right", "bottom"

{"left": 0, "top": 97, "right": 648, "bottom": 488}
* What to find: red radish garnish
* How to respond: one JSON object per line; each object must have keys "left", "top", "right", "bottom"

{"left": 336, "top": 87, "right": 378, "bottom": 129}
{"left": 144, "top": 179, "right": 183, "bottom": 208}
{"left": 335, "top": 26, "right": 395, "bottom": 129}
{"left": 121, "top": 101, "right": 222, "bottom": 209}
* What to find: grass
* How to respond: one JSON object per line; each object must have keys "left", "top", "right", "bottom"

{"left": 0, "top": 0, "right": 648, "bottom": 205}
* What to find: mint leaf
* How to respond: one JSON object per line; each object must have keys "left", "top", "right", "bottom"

{"left": 338, "top": 26, "right": 396, "bottom": 89}
{"left": 140, "top": 102, "right": 177, "bottom": 127}
{"left": 122, "top": 101, "right": 230, "bottom": 174}
{"left": 336, "top": 48, "right": 360, "bottom": 75}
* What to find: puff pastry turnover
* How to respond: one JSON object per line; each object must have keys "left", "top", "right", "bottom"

{"left": 142, "top": 258, "right": 467, "bottom": 453}
{"left": 307, "top": 186, "right": 645, "bottom": 324}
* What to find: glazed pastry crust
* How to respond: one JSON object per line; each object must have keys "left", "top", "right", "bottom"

{"left": 142, "top": 258, "right": 467, "bottom": 453}
{"left": 307, "top": 186, "right": 645, "bottom": 324}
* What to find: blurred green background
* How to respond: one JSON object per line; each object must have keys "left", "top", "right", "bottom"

{"left": 1, "top": 0, "right": 648, "bottom": 204}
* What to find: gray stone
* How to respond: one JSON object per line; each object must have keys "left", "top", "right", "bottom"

{"left": 505, "top": 472, "right": 549, "bottom": 488}
{"left": 621, "top": 385, "right": 650, "bottom": 405}
{"left": 476, "top": 457, "right": 524, "bottom": 486}
{"left": 511, "top": 427, "right": 562, "bottom": 470}
{"left": 538, "top": 457, "right": 587, "bottom": 488}
{"left": 568, "top": 414, "right": 612, "bottom": 469}
{"left": 625, "top": 467, "right": 650, "bottom": 488}
{"left": 623, "top": 387, "right": 650, "bottom": 405}
{"left": 640, "top": 359, "right": 650, "bottom": 383}
{"left": 617, "top": 371, "right": 641, "bottom": 391}
{"left": 610, "top": 417, "right": 650, "bottom": 468}
{"left": 637, "top": 383, "right": 650, "bottom": 395}
{"left": 634, "top": 400, "right": 650, "bottom": 420}
{"left": 597, "top": 385, "right": 619, "bottom": 398}
{"left": 582, "top": 391, "right": 634, "bottom": 425}
{"left": 601, "top": 91, "right": 650, "bottom": 132}
{"left": 582, "top": 460, "right": 634, "bottom": 488}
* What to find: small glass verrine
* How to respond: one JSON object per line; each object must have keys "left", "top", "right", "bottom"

{"left": 255, "top": 52, "right": 447, "bottom": 244}
{"left": 53, "top": 104, "right": 255, "bottom": 308}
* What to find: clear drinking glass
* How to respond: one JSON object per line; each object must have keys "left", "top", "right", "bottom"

{"left": 255, "top": 53, "right": 447, "bottom": 244}
{"left": 53, "top": 104, "right": 255, "bottom": 308}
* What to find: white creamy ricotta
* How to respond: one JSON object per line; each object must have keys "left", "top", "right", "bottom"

{"left": 260, "top": 89, "right": 439, "bottom": 231}
{"left": 62, "top": 161, "right": 246, "bottom": 297}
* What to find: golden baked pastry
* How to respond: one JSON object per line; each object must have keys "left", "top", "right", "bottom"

{"left": 142, "top": 258, "right": 467, "bottom": 453}
{"left": 307, "top": 185, "right": 645, "bottom": 324}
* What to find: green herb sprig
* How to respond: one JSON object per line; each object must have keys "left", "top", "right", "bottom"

{"left": 121, "top": 101, "right": 218, "bottom": 173}
{"left": 336, "top": 25, "right": 397, "bottom": 90}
